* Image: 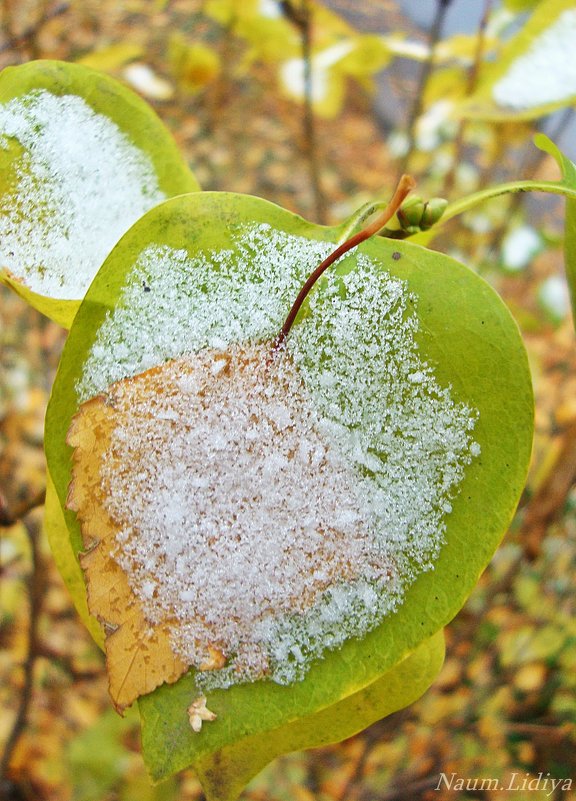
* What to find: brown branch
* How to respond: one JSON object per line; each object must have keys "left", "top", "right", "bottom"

{"left": 444, "top": 0, "right": 492, "bottom": 195}
{"left": 0, "top": 515, "right": 43, "bottom": 783}
{"left": 397, "top": 0, "right": 453, "bottom": 179}
{"left": 484, "top": 105, "right": 575, "bottom": 257}
{"left": 0, "top": 488, "right": 46, "bottom": 528}
{"left": 332, "top": 738, "right": 372, "bottom": 801}
{"left": 281, "top": 0, "right": 326, "bottom": 223}
{"left": 521, "top": 422, "right": 576, "bottom": 561}
{"left": 381, "top": 774, "right": 445, "bottom": 801}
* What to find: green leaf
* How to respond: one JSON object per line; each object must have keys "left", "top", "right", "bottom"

{"left": 0, "top": 60, "right": 199, "bottom": 327}
{"left": 503, "top": 0, "right": 540, "bottom": 10}
{"left": 45, "top": 191, "right": 532, "bottom": 792}
{"left": 152, "top": 630, "right": 445, "bottom": 801}
{"left": 460, "top": 0, "right": 576, "bottom": 120}
{"left": 533, "top": 133, "right": 576, "bottom": 327}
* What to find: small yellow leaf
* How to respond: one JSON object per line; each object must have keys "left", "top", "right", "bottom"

{"left": 77, "top": 43, "right": 144, "bottom": 73}
{"left": 168, "top": 36, "right": 221, "bottom": 93}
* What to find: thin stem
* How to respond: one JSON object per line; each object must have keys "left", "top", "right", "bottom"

{"left": 0, "top": 488, "right": 46, "bottom": 527}
{"left": 274, "top": 174, "right": 415, "bottom": 347}
{"left": 440, "top": 178, "right": 576, "bottom": 228}
{"left": 282, "top": 0, "right": 326, "bottom": 223}
{"left": 398, "top": 0, "right": 453, "bottom": 178}
{"left": 0, "top": 514, "right": 43, "bottom": 782}
{"left": 484, "top": 107, "right": 576, "bottom": 256}
{"left": 444, "top": 0, "right": 492, "bottom": 195}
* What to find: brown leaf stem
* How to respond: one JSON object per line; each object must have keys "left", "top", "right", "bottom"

{"left": 281, "top": 0, "right": 326, "bottom": 223}
{"left": 274, "top": 174, "right": 416, "bottom": 348}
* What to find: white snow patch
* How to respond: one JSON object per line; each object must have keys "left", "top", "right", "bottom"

{"left": 493, "top": 10, "right": 576, "bottom": 109}
{"left": 123, "top": 63, "right": 174, "bottom": 101}
{"left": 0, "top": 89, "right": 166, "bottom": 298}
{"left": 502, "top": 225, "right": 541, "bottom": 271}
{"left": 539, "top": 274, "right": 569, "bottom": 320}
{"left": 279, "top": 41, "right": 354, "bottom": 103}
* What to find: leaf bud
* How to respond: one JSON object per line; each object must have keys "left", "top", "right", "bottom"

{"left": 397, "top": 195, "right": 425, "bottom": 230}
{"left": 420, "top": 197, "right": 448, "bottom": 230}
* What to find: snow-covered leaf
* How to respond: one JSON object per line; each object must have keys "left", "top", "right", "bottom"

{"left": 460, "top": 0, "right": 576, "bottom": 120}
{"left": 0, "top": 60, "right": 199, "bottom": 326}
{"left": 45, "top": 191, "right": 532, "bottom": 794}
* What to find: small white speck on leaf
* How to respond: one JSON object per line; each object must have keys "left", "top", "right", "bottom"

{"left": 188, "top": 695, "right": 217, "bottom": 733}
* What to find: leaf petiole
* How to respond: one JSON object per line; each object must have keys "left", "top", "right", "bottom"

{"left": 275, "top": 174, "right": 416, "bottom": 347}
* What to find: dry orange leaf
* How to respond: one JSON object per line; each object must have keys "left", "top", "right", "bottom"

{"left": 67, "top": 391, "right": 189, "bottom": 712}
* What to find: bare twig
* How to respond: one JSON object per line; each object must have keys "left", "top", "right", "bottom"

{"left": 281, "top": 0, "right": 326, "bottom": 223}
{"left": 505, "top": 722, "right": 574, "bottom": 738}
{"left": 398, "top": 0, "right": 453, "bottom": 179}
{"left": 0, "top": 514, "right": 43, "bottom": 783}
{"left": 483, "top": 105, "right": 575, "bottom": 258}
{"left": 0, "top": 1, "right": 70, "bottom": 57}
{"left": 381, "top": 774, "right": 445, "bottom": 801}
{"left": 444, "top": 0, "right": 493, "bottom": 195}
{"left": 521, "top": 423, "right": 576, "bottom": 560}
{"left": 332, "top": 738, "right": 372, "bottom": 801}
{"left": 0, "top": 488, "right": 46, "bottom": 528}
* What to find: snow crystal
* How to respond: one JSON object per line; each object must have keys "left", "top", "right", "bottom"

{"left": 493, "top": 10, "right": 576, "bottom": 110}
{"left": 76, "top": 223, "right": 480, "bottom": 689}
{"left": 78, "top": 225, "right": 331, "bottom": 398}
{"left": 0, "top": 89, "right": 166, "bottom": 298}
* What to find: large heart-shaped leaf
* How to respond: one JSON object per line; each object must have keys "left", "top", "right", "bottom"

{"left": 45, "top": 191, "right": 532, "bottom": 793}
{"left": 0, "top": 60, "right": 199, "bottom": 327}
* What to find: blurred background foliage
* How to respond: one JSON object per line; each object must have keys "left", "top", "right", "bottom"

{"left": 0, "top": 1, "right": 575, "bottom": 800}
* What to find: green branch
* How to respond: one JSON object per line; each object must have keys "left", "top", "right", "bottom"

{"left": 442, "top": 179, "right": 576, "bottom": 226}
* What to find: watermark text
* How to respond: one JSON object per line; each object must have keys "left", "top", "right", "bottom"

{"left": 435, "top": 772, "right": 573, "bottom": 796}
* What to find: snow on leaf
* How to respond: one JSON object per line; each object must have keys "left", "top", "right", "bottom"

{"left": 0, "top": 60, "right": 199, "bottom": 326}
{"left": 66, "top": 340, "right": 403, "bottom": 700}
{"left": 45, "top": 191, "right": 533, "bottom": 787}
{"left": 459, "top": 0, "right": 576, "bottom": 120}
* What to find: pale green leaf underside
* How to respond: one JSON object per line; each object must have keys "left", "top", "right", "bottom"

{"left": 460, "top": 0, "right": 576, "bottom": 120}
{"left": 143, "top": 630, "right": 445, "bottom": 799}
{"left": 44, "top": 470, "right": 104, "bottom": 647}
{"left": 533, "top": 134, "right": 576, "bottom": 328}
{"left": 0, "top": 59, "right": 199, "bottom": 327}
{"left": 45, "top": 191, "right": 532, "bottom": 784}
